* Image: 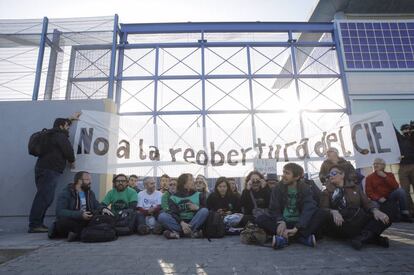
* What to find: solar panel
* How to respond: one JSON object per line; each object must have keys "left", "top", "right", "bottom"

{"left": 338, "top": 21, "right": 414, "bottom": 70}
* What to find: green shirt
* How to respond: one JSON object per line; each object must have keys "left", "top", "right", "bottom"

{"left": 283, "top": 187, "right": 299, "bottom": 223}
{"left": 161, "top": 192, "right": 171, "bottom": 211}
{"left": 102, "top": 187, "right": 137, "bottom": 214}
{"left": 170, "top": 192, "right": 200, "bottom": 220}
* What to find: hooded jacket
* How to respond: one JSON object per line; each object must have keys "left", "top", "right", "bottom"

{"left": 266, "top": 182, "right": 317, "bottom": 230}
{"left": 36, "top": 128, "right": 75, "bottom": 173}
{"left": 55, "top": 183, "right": 101, "bottom": 220}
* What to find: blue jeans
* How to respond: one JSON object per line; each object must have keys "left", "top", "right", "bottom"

{"left": 29, "top": 167, "right": 60, "bottom": 228}
{"left": 158, "top": 208, "right": 209, "bottom": 233}
{"left": 372, "top": 188, "right": 409, "bottom": 213}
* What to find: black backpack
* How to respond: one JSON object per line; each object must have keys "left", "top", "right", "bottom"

{"left": 28, "top": 128, "right": 52, "bottom": 157}
{"left": 114, "top": 209, "right": 137, "bottom": 236}
{"left": 80, "top": 214, "right": 117, "bottom": 243}
{"left": 203, "top": 211, "right": 225, "bottom": 240}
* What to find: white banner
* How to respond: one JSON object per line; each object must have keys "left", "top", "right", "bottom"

{"left": 72, "top": 110, "right": 400, "bottom": 176}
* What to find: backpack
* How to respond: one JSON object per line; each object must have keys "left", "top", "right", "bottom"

{"left": 28, "top": 128, "right": 52, "bottom": 157}
{"left": 203, "top": 211, "right": 225, "bottom": 240}
{"left": 114, "top": 209, "right": 137, "bottom": 236}
{"left": 80, "top": 214, "right": 117, "bottom": 243}
{"left": 240, "top": 222, "right": 267, "bottom": 245}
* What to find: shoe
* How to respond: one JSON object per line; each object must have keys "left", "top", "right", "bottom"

{"left": 350, "top": 238, "right": 363, "bottom": 250}
{"left": 350, "top": 230, "right": 373, "bottom": 250}
{"left": 67, "top": 232, "right": 78, "bottom": 242}
{"left": 137, "top": 224, "right": 150, "bottom": 235}
{"left": 47, "top": 222, "right": 57, "bottom": 239}
{"left": 28, "top": 226, "right": 48, "bottom": 233}
{"left": 271, "top": 235, "right": 288, "bottom": 249}
{"left": 297, "top": 234, "right": 316, "bottom": 248}
{"left": 163, "top": 230, "right": 180, "bottom": 239}
{"left": 191, "top": 230, "right": 203, "bottom": 239}
{"left": 374, "top": 236, "right": 389, "bottom": 248}
{"left": 152, "top": 223, "right": 164, "bottom": 235}
{"left": 400, "top": 214, "right": 413, "bottom": 223}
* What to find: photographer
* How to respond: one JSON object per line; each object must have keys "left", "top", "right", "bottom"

{"left": 395, "top": 123, "right": 414, "bottom": 215}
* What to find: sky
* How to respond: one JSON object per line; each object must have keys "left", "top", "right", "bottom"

{"left": 0, "top": 0, "right": 319, "bottom": 23}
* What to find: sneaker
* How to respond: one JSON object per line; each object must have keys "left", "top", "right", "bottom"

{"left": 137, "top": 224, "right": 150, "bottom": 235}
{"left": 271, "top": 235, "right": 288, "bottom": 249}
{"left": 297, "top": 234, "right": 316, "bottom": 248}
{"left": 163, "top": 230, "right": 180, "bottom": 239}
{"left": 28, "top": 226, "right": 48, "bottom": 233}
{"left": 47, "top": 222, "right": 57, "bottom": 239}
{"left": 191, "top": 230, "right": 203, "bottom": 239}
{"left": 374, "top": 236, "right": 389, "bottom": 248}
{"left": 67, "top": 232, "right": 78, "bottom": 242}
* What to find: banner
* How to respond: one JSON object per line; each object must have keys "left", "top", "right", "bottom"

{"left": 72, "top": 110, "right": 400, "bottom": 176}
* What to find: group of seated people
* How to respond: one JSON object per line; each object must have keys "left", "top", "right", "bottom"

{"left": 49, "top": 150, "right": 413, "bottom": 250}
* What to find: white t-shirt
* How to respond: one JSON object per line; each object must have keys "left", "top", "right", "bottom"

{"left": 137, "top": 190, "right": 162, "bottom": 210}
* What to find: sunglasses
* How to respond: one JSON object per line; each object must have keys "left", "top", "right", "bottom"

{"left": 328, "top": 171, "right": 343, "bottom": 177}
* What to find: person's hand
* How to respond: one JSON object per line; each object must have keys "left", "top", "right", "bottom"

{"left": 378, "top": 197, "right": 387, "bottom": 203}
{"left": 82, "top": 211, "right": 93, "bottom": 220}
{"left": 376, "top": 170, "right": 387, "bottom": 178}
{"left": 102, "top": 208, "right": 114, "bottom": 216}
{"left": 260, "top": 179, "right": 267, "bottom": 189}
{"left": 373, "top": 209, "right": 389, "bottom": 224}
{"left": 284, "top": 227, "right": 298, "bottom": 238}
{"left": 180, "top": 221, "right": 192, "bottom": 235}
{"left": 246, "top": 180, "right": 252, "bottom": 190}
{"left": 187, "top": 202, "right": 199, "bottom": 211}
{"left": 331, "top": 210, "right": 344, "bottom": 226}
{"left": 70, "top": 112, "right": 82, "bottom": 121}
{"left": 276, "top": 221, "right": 286, "bottom": 236}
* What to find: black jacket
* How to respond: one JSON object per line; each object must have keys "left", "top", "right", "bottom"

{"left": 395, "top": 128, "right": 414, "bottom": 165}
{"left": 207, "top": 192, "right": 241, "bottom": 213}
{"left": 36, "top": 128, "right": 75, "bottom": 173}
{"left": 55, "top": 184, "right": 102, "bottom": 220}
{"left": 240, "top": 186, "right": 271, "bottom": 215}
{"left": 266, "top": 182, "right": 317, "bottom": 230}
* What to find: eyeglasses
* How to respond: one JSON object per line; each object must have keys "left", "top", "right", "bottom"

{"left": 328, "top": 171, "right": 343, "bottom": 177}
{"left": 115, "top": 180, "right": 127, "bottom": 183}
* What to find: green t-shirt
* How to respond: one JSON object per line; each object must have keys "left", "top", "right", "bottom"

{"left": 170, "top": 192, "right": 200, "bottom": 220}
{"left": 283, "top": 187, "right": 300, "bottom": 223}
{"left": 161, "top": 192, "right": 171, "bottom": 211}
{"left": 102, "top": 187, "right": 138, "bottom": 214}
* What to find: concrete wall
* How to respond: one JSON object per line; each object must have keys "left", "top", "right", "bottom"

{"left": 0, "top": 99, "right": 116, "bottom": 217}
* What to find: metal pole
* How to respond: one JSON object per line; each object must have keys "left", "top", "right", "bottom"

{"left": 246, "top": 46, "right": 257, "bottom": 157}
{"left": 32, "top": 17, "right": 48, "bottom": 100}
{"left": 115, "top": 31, "right": 126, "bottom": 107}
{"left": 153, "top": 46, "right": 160, "bottom": 178}
{"left": 200, "top": 32, "right": 209, "bottom": 177}
{"left": 108, "top": 14, "right": 119, "bottom": 100}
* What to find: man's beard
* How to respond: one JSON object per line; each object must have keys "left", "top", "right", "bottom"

{"left": 81, "top": 184, "right": 91, "bottom": 192}
{"left": 116, "top": 185, "right": 127, "bottom": 192}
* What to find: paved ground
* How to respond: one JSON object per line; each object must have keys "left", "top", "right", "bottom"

{"left": 0, "top": 219, "right": 413, "bottom": 275}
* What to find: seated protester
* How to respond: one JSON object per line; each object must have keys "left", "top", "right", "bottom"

{"left": 161, "top": 178, "right": 177, "bottom": 212}
{"left": 319, "top": 147, "right": 356, "bottom": 185}
{"left": 320, "top": 165, "right": 394, "bottom": 250}
{"left": 102, "top": 174, "right": 138, "bottom": 215}
{"left": 228, "top": 177, "right": 241, "bottom": 199}
{"left": 365, "top": 158, "right": 412, "bottom": 223}
{"left": 51, "top": 171, "right": 113, "bottom": 241}
{"left": 128, "top": 175, "right": 141, "bottom": 193}
{"left": 136, "top": 177, "right": 163, "bottom": 234}
{"left": 159, "top": 174, "right": 170, "bottom": 193}
{"left": 240, "top": 171, "right": 271, "bottom": 225}
{"left": 158, "top": 173, "right": 208, "bottom": 239}
{"left": 195, "top": 174, "right": 210, "bottom": 198}
{"left": 208, "top": 177, "right": 243, "bottom": 230}
{"left": 256, "top": 163, "right": 328, "bottom": 249}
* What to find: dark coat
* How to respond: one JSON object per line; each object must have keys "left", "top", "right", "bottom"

{"left": 207, "top": 192, "right": 241, "bottom": 213}
{"left": 266, "top": 182, "right": 317, "bottom": 230}
{"left": 240, "top": 186, "right": 271, "bottom": 215}
{"left": 55, "top": 184, "right": 101, "bottom": 220}
{"left": 36, "top": 128, "right": 75, "bottom": 173}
